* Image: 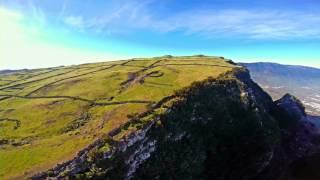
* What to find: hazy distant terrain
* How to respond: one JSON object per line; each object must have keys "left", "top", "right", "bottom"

{"left": 241, "top": 62, "right": 320, "bottom": 116}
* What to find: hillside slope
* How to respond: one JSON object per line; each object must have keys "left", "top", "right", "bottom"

{"left": 1, "top": 57, "right": 318, "bottom": 180}
{"left": 32, "top": 63, "right": 319, "bottom": 180}
{"left": 0, "top": 56, "right": 236, "bottom": 179}
{"left": 241, "top": 62, "right": 320, "bottom": 116}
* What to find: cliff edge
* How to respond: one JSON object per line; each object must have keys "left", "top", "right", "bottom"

{"left": 33, "top": 66, "right": 320, "bottom": 180}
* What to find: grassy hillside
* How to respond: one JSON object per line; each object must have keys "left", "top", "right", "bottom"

{"left": 0, "top": 56, "right": 236, "bottom": 179}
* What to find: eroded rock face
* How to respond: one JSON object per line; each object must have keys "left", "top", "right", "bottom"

{"left": 131, "top": 71, "right": 280, "bottom": 180}
{"left": 276, "top": 94, "right": 307, "bottom": 122}
{"left": 259, "top": 94, "right": 320, "bottom": 180}
{"left": 276, "top": 94, "right": 318, "bottom": 159}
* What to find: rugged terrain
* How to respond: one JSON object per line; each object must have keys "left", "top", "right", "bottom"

{"left": 241, "top": 62, "right": 320, "bottom": 116}
{"left": 242, "top": 62, "right": 320, "bottom": 180}
{"left": 0, "top": 56, "right": 319, "bottom": 179}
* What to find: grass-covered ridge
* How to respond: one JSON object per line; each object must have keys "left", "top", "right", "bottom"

{"left": 0, "top": 56, "right": 236, "bottom": 179}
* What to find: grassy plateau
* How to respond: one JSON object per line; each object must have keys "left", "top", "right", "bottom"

{"left": 0, "top": 56, "right": 236, "bottom": 179}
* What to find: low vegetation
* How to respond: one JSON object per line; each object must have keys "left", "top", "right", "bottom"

{"left": 0, "top": 56, "right": 236, "bottom": 179}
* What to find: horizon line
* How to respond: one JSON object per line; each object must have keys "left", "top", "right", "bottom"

{"left": 1, "top": 55, "right": 320, "bottom": 71}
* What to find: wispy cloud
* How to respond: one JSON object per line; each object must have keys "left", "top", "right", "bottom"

{"left": 62, "top": 0, "right": 153, "bottom": 34}
{"left": 2, "top": 1, "right": 320, "bottom": 40}
{"left": 64, "top": 16, "right": 84, "bottom": 29}
{"left": 144, "top": 9, "right": 320, "bottom": 40}
{"left": 28, "top": 0, "right": 46, "bottom": 26}
{"left": 59, "top": 0, "right": 68, "bottom": 18}
{"left": 60, "top": 1, "right": 320, "bottom": 40}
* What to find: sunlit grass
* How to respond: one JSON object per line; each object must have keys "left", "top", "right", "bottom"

{"left": 0, "top": 56, "right": 235, "bottom": 178}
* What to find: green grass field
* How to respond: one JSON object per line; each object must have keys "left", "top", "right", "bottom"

{"left": 0, "top": 56, "right": 236, "bottom": 179}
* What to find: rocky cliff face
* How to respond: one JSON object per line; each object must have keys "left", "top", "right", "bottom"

{"left": 253, "top": 93, "right": 320, "bottom": 180}
{"left": 33, "top": 68, "right": 320, "bottom": 180}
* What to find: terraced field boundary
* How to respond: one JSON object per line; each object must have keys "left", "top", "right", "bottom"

{"left": 0, "top": 69, "right": 80, "bottom": 91}
{"left": 0, "top": 68, "right": 61, "bottom": 88}
{"left": 26, "top": 64, "right": 119, "bottom": 96}
{"left": 0, "top": 95, "right": 153, "bottom": 106}
{"left": 0, "top": 118, "right": 21, "bottom": 130}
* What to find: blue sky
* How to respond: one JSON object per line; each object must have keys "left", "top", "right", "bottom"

{"left": 1, "top": 0, "right": 320, "bottom": 69}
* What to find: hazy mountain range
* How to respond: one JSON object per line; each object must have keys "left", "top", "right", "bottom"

{"left": 241, "top": 62, "right": 320, "bottom": 116}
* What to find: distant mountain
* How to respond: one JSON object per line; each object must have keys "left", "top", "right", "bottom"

{"left": 0, "top": 69, "right": 28, "bottom": 74}
{"left": 241, "top": 62, "right": 320, "bottom": 115}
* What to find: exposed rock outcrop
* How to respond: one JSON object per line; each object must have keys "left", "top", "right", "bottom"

{"left": 257, "top": 94, "right": 320, "bottom": 180}
{"left": 276, "top": 94, "right": 307, "bottom": 122}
